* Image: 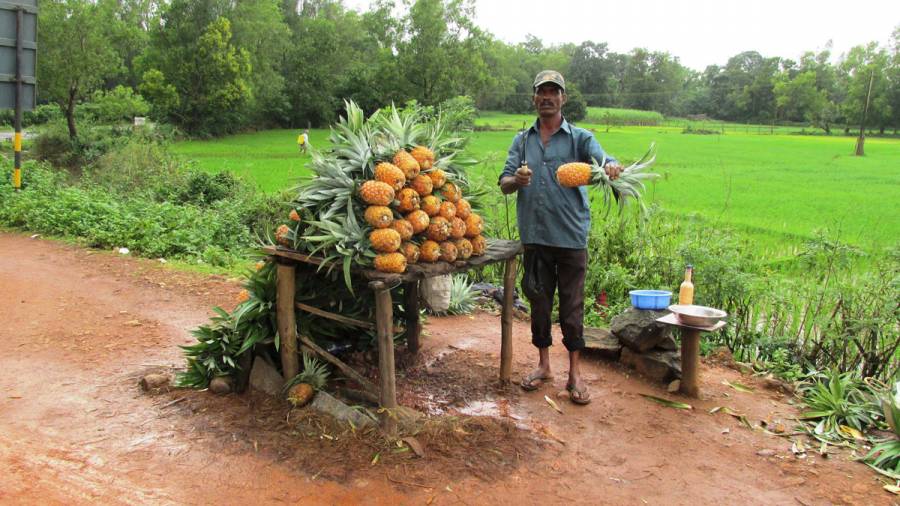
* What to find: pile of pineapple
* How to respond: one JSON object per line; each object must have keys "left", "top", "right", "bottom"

{"left": 275, "top": 101, "right": 488, "bottom": 279}
{"left": 360, "top": 148, "right": 486, "bottom": 274}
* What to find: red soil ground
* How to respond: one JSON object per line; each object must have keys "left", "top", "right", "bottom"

{"left": 0, "top": 232, "right": 895, "bottom": 505}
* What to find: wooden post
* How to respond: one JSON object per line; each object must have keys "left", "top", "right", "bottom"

{"left": 500, "top": 256, "right": 517, "bottom": 383}
{"left": 679, "top": 329, "right": 701, "bottom": 397}
{"left": 371, "top": 281, "right": 397, "bottom": 436}
{"left": 403, "top": 281, "right": 421, "bottom": 354}
{"left": 276, "top": 261, "right": 299, "bottom": 381}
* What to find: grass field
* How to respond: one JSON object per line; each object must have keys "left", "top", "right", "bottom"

{"left": 172, "top": 115, "right": 900, "bottom": 255}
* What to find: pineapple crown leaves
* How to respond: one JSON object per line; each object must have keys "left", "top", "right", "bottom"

{"left": 371, "top": 104, "right": 427, "bottom": 156}
{"left": 284, "top": 352, "right": 330, "bottom": 392}
{"left": 330, "top": 112, "right": 375, "bottom": 178}
{"left": 588, "top": 142, "right": 660, "bottom": 216}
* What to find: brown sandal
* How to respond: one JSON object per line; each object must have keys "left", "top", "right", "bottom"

{"left": 566, "top": 383, "right": 592, "bottom": 405}
{"left": 520, "top": 371, "right": 552, "bottom": 391}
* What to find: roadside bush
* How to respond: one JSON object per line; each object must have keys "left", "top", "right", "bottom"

{"left": 78, "top": 86, "right": 150, "bottom": 124}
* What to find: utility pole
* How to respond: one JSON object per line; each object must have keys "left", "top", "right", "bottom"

{"left": 855, "top": 70, "right": 875, "bottom": 156}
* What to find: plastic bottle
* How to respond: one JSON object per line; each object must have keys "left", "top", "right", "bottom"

{"left": 679, "top": 265, "right": 694, "bottom": 305}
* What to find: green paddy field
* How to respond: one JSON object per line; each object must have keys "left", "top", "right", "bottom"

{"left": 171, "top": 115, "right": 900, "bottom": 256}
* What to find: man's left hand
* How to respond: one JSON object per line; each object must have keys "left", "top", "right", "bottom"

{"left": 604, "top": 161, "right": 623, "bottom": 181}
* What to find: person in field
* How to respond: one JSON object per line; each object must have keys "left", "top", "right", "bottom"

{"left": 498, "top": 70, "right": 622, "bottom": 405}
{"left": 297, "top": 128, "right": 310, "bottom": 154}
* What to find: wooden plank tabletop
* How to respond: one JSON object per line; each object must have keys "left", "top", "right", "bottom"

{"left": 264, "top": 238, "right": 523, "bottom": 283}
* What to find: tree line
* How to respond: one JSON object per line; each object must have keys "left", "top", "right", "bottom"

{"left": 37, "top": 0, "right": 900, "bottom": 138}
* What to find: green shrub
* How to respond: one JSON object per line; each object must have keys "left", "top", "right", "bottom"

{"left": 439, "top": 95, "right": 478, "bottom": 133}
{"left": 78, "top": 86, "right": 150, "bottom": 124}
{"left": 82, "top": 139, "right": 185, "bottom": 198}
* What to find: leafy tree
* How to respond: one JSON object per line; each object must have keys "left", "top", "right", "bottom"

{"left": 395, "top": 0, "right": 491, "bottom": 105}
{"left": 839, "top": 42, "right": 892, "bottom": 138}
{"left": 568, "top": 41, "right": 616, "bottom": 106}
{"left": 141, "top": 0, "right": 251, "bottom": 135}
{"left": 562, "top": 85, "right": 587, "bottom": 122}
{"left": 138, "top": 69, "right": 180, "bottom": 120}
{"left": 37, "top": 0, "right": 123, "bottom": 138}
{"left": 230, "top": 0, "right": 292, "bottom": 126}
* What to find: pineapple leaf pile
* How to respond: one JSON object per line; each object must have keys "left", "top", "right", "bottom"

{"left": 277, "top": 101, "right": 488, "bottom": 287}
{"left": 555, "top": 142, "right": 659, "bottom": 214}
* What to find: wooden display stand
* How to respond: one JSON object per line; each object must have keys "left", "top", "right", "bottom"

{"left": 263, "top": 239, "right": 522, "bottom": 433}
{"left": 656, "top": 313, "right": 727, "bottom": 398}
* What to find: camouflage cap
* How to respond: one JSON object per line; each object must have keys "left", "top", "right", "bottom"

{"left": 533, "top": 70, "right": 566, "bottom": 92}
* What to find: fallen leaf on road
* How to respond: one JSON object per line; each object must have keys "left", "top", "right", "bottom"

{"left": 544, "top": 395, "right": 563, "bottom": 414}
{"left": 639, "top": 394, "right": 692, "bottom": 410}
{"left": 723, "top": 380, "right": 754, "bottom": 393}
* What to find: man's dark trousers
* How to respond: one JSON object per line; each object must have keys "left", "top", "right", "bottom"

{"left": 523, "top": 245, "right": 587, "bottom": 352}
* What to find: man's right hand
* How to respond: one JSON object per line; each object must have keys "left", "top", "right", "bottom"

{"left": 515, "top": 165, "right": 532, "bottom": 186}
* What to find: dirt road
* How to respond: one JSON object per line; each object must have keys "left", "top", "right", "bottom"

{"left": 0, "top": 232, "right": 893, "bottom": 505}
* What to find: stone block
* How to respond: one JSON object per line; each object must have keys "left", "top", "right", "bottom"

{"left": 583, "top": 327, "right": 622, "bottom": 360}
{"left": 249, "top": 356, "right": 283, "bottom": 397}
{"left": 611, "top": 308, "right": 672, "bottom": 352}
{"left": 620, "top": 347, "right": 682, "bottom": 383}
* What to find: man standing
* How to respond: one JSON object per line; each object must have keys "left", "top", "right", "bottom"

{"left": 499, "top": 70, "right": 622, "bottom": 405}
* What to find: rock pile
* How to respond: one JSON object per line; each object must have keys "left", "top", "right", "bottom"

{"left": 586, "top": 308, "right": 682, "bottom": 383}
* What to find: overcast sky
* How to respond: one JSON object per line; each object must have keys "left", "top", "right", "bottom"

{"left": 344, "top": 0, "right": 899, "bottom": 71}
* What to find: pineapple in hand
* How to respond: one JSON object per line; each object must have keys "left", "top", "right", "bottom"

{"left": 555, "top": 143, "right": 659, "bottom": 212}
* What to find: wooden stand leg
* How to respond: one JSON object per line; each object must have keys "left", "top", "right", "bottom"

{"left": 371, "top": 281, "right": 397, "bottom": 436}
{"left": 679, "top": 329, "right": 701, "bottom": 397}
{"left": 403, "top": 281, "right": 421, "bottom": 354}
{"left": 500, "top": 256, "right": 517, "bottom": 383}
{"left": 276, "top": 261, "right": 299, "bottom": 381}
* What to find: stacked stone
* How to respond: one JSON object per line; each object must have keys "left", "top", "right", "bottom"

{"left": 585, "top": 308, "right": 682, "bottom": 383}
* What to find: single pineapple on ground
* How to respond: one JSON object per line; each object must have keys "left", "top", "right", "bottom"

{"left": 359, "top": 180, "right": 395, "bottom": 206}
{"left": 285, "top": 353, "right": 329, "bottom": 407}
{"left": 369, "top": 228, "right": 401, "bottom": 253}
{"left": 287, "top": 383, "right": 314, "bottom": 407}
{"left": 374, "top": 252, "right": 407, "bottom": 273}
{"left": 375, "top": 162, "right": 406, "bottom": 191}
{"left": 364, "top": 206, "right": 393, "bottom": 229}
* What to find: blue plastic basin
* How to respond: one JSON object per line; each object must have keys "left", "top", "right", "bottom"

{"left": 629, "top": 290, "right": 672, "bottom": 310}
